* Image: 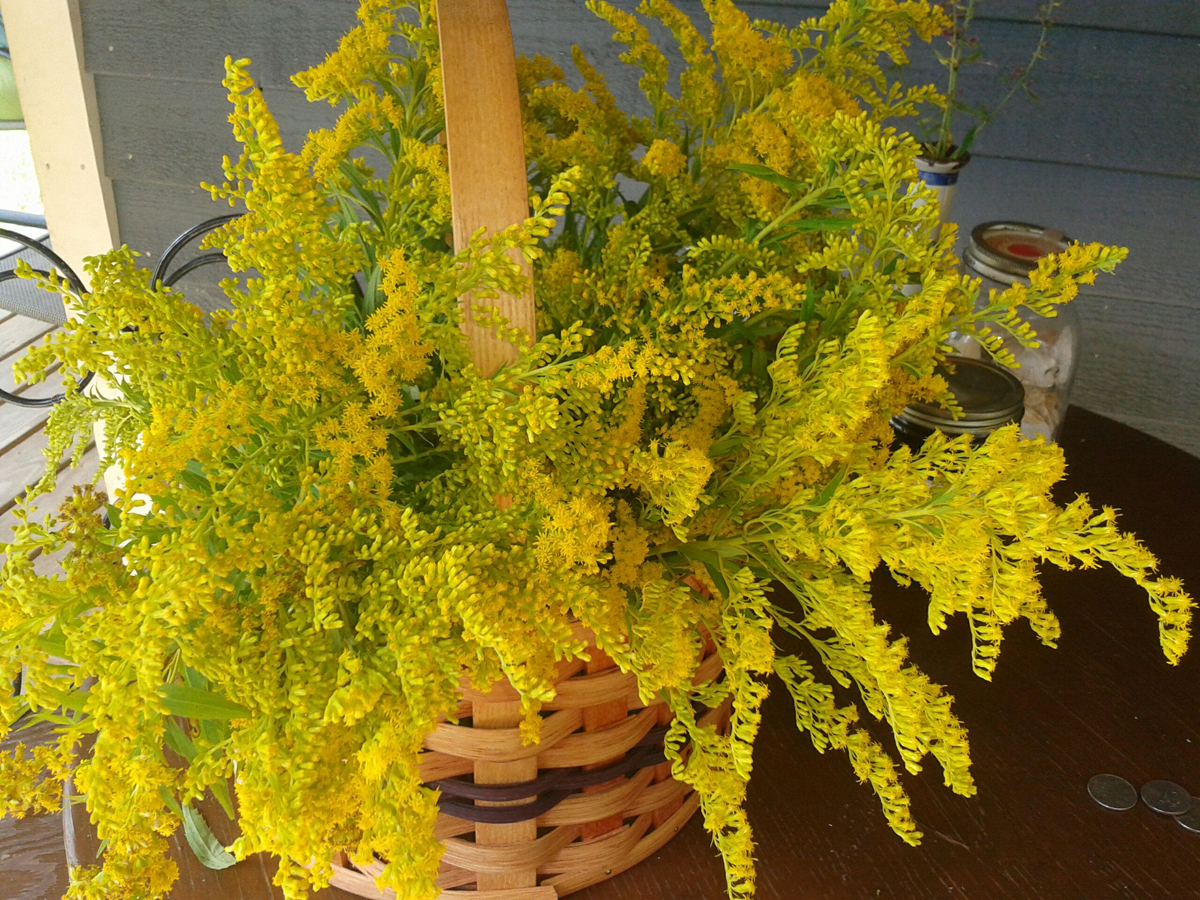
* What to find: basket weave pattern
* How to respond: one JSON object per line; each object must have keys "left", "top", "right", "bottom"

{"left": 329, "top": 637, "right": 727, "bottom": 898}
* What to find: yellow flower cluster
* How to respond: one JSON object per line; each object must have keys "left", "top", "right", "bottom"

{"left": 0, "top": 3, "right": 1190, "bottom": 900}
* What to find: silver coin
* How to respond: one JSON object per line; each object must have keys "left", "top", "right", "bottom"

{"left": 1088, "top": 774, "right": 1137, "bottom": 811}
{"left": 1178, "top": 803, "right": 1200, "bottom": 834}
{"left": 1141, "top": 780, "right": 1192, "bottom": 816}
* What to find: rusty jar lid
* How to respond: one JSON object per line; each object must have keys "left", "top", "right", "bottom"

{"left": 964, "top": 221, "right": 1071, "bottom": 284}
{"left": 898, "top": 357, "right": 1025, "bottom": 437}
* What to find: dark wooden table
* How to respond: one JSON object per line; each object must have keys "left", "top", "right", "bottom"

{"left": 6, "top": 408, "right": 1199, "bottom": 899}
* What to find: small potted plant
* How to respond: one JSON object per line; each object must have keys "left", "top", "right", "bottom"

{"left": 915, "top": 0, "right": 1062, "bottom": 225}
{"left": 0, "top": 2, "right": 1189, "bottom": 900}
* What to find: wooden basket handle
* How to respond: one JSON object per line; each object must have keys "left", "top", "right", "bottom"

{"left": 438, "top": 5, "right": 549, "bottom": 893}
{"left": 438, "top": 0, "right": 534, "bottom": 376}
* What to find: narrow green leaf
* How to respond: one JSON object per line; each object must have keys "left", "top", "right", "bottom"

{"left": 181, "top": 803, "right": 237, "bottom": 870}
{"left": 806, "top": 196, "right": 852, "bottom": 210}
{"left": 727, "top": 162, "right": 807, "bottom": 192}
{"left": 182, "top": 666, "right": 207, "bottom": 691}
{"left": 182, "top": 668, "right": 233, "bottom": 744}
{"left": 158, "top": 784, "right": 183, "bottom": 818}
{"left": 39, "top": 683, "right": 88, "bottom": 714}
{"left": 177, "top": 464, "right": 212, "bottom": 496}
{"left": 958, "top": 124, "right": 980, "bottom": 156}
{"left": 34, "top": 630, "right": 68, "bottom": 659}
{"left": 160, "top": 684, "right": 249, "bottom": 721}
{"left": 770, "top": 217, "right": 857, "bottom": 237}
{"left": 701, "top": 560, "right": 731, "bottom": 599}
{"left": 22, "top": 709, "right": 74, "bottom": 726}
{"left": 361, "top": 265, "right": 384, "bottom": 319}
{"left": 164, "top": 717, "right": 197, "bottom": 762}
{"left": 810, "top": 465, "right": 851, "bottom": 509}
{"left": 210, "top": 779, "right": 236, "bottom": 819}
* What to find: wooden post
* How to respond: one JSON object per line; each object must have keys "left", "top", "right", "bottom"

{"left": 439, "top": 1, "right": 543, "bottom": 893}
{"left": 1, "top": 0, "right": 123, "bottom": 498}
{"left": 0, "top": 0, "right": 119, "bottom": 281}
{"left": 438, "top": 0, "right": 535, "bottom": 377}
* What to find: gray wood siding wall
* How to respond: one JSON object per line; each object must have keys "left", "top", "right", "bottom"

{"left": 78, "top": 0, "right": 1200, "bottom": 455}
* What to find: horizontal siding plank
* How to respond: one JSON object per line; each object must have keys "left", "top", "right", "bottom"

{"left": 112, "top": 180, "right": 242, "bottom": 312}
{"left": 83, "top": 0, "right": 1199, "bottom": 95}
{"left": 899, "top": 23, "right": 1200, "bottom": 179}
{"left": 82, "top": 0, "right": 358, "bottom": 90}
{"left": 81, "top": 0, "right": 799, "bottom": 87}
{"left": 950, "top": 156, "right": 1200, "bottom": 312}
{"left": 1070, "top": 295, "right": 1200, "bottom": 458}
{"left": 733, "top": 1, "right": 1200, "bottom": 37}
{"left": 114, "top": 180, "right": 243, "bottom": 260}
{"left": 92, "top": 6, "right": 1200, "bottom": 190}
{"left": 96, "top": 74, "right": 338, "bottom": 187}
{"left": 973, "top": 2, "right": 1200, "bottom": 37}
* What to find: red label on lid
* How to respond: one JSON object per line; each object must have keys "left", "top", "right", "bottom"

{"left": 986, "top": 232, "right": 1058, "bottom": 262}
{"left": 1006, "top": 241, "right": 1043, "bottom": 259}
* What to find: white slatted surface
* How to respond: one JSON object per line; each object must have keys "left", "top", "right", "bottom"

{"left": 0, "top": 314, "right": 100, "bottom": 544}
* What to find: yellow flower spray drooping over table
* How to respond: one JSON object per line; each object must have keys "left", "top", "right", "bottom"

{"left": 0, "top": 2, "right": 1191, "bottom": 899}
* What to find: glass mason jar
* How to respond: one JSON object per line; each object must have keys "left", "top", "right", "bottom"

{"left": 952, "top": 221, "right": 1081, "bottom": 442}
{"left": 892, "top": 357, "right": 1025, "bottom": 453}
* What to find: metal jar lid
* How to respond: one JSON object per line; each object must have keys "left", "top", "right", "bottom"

{"left": 914, "top": 150, "right": 971, "bottom": 187}
{"left": 963, "top": 221, "right": 1071, "bottom": 285}
{"left": 899, "top": 357, "right": 1025, "bottom": 436}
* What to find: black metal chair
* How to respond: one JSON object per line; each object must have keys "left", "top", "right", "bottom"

{"left": 0, "top": 214, "right": 239, "bottom": 408}
{"left": 0, "top": 225, "right": 92, "bottom": 406}
{"left": 151, "top": 213, "right": 240, "bottom": 289}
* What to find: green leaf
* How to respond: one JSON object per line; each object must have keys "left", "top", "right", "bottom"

{"left": 181, "top": 803, "right": 237, "bottom": 870}
{"left": 700, "top": 559, "right": 731, "bottom": 599}
{"left": 799, "top": 283, "right": 818, "bottom": 322}
{"left": 160, "top": 684, "right": 249, "bottom": 721}
{"left": 34, "top": 629, "right": 68, "bottom": 660}
{"left": 806, "top": 195, "right": 852, "bottom": 210}
{"left": 727, "top": 162, "right": 807, "bottom": 192}
{"left": 23, "top": 709, "right": 74, "bottom": 726}
{"left": 361, "top": 264, "right": 384, "bottom": 319}
{"left": 158, "top": 784, "right": 183, "bottom": 818}
{"left": 769, "top": 217, "right": 857, "bottom": 238}
{"left": 809, "top": 465, "right": 850, "bottom": 510}
{"left": 958, "top": 124, "right": 979, "bottom": 156}
{"left": 182, "top": 666, "right": 208, "bottom": 691}
{"left": 183, "top": 667, "right": 233, "bottom": 744}
{"left": 178, "top": 463, "right": 212, "bottom": 496}
{"left": 164, "top": 717, "right": 197, "bottom": 762}
{"left": 210, "top": 779, "right": 236, "bottom": 820}
{"left": 39, "top": 683, "right": 88, "bottom": 715}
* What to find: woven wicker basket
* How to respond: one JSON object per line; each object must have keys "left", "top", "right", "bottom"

{"left": 329, "top": 628, "right": 726, "bottom": 898}
{"left": 324, "top": 3, "right": 726, "bottom": 898}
